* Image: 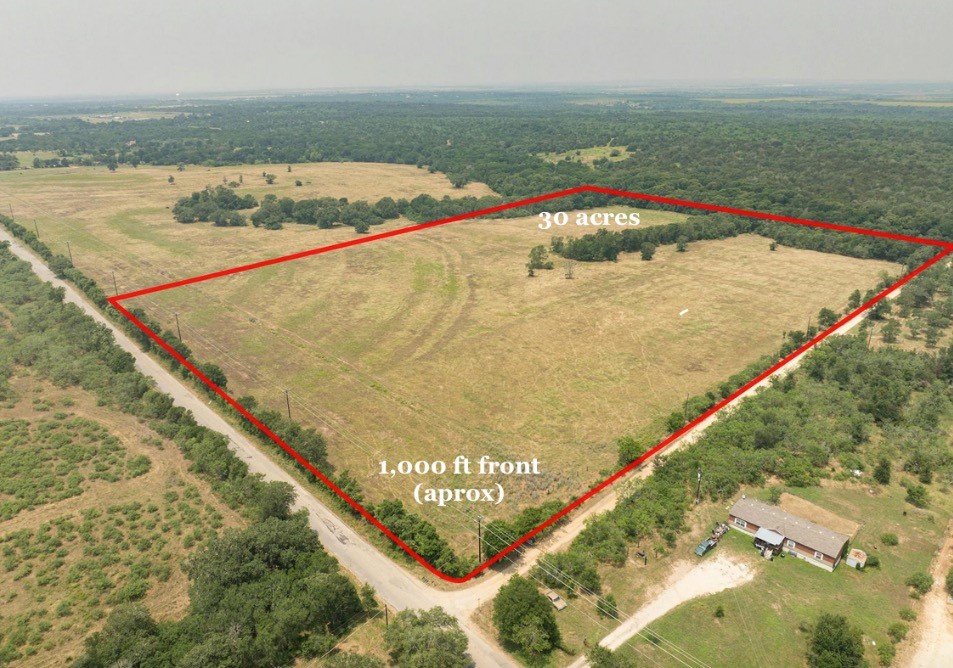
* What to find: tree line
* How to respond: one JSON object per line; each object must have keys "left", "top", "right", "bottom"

{"left": 1, "top": 213, "right": 476, "bottom": 579}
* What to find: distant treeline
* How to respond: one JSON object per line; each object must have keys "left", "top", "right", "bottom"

{"left": 6, "top": 97, "right": 953, "bottom": 254}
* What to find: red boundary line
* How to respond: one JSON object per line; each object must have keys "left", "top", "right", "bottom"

{"left": 108, "top": 185, "right": 953, "bottom": 584}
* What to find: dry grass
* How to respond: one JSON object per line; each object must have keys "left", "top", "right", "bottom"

{"left": 124, "top": 210, "right": 899, "bottom": 549}
{"left": 778, "top": 492, "right": 860, "bottom": 538}
{"left": 0, "top": 162, "right": 495, "bottom": 293}
{"left": 0, "top": 371, "right": 243, "bottom": 666}
{"left": 538, "top": 145, "right": 630, "bottom": 165}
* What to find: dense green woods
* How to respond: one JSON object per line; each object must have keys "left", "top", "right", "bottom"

{"left": 5, "top": 94, "right": 953, "bottom": 250}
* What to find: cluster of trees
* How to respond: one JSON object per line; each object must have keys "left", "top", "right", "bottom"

{"left": 493, "top": 576, "right": 562, "bottom": 657}
{"left": 172, "top": 185, "right": 258, "bottom": 226}
{"left": 535, "top": 330, "right": 950, "bottom": 596}
{"left": 547, "top": 212, "right": 918, "bottom": 266}
{"left": 75, "top": 515, "right": 369, "bottom": 666}
{"left": 372, "top": 500, "right": 473, "bottom": 578}
{"left": 482, "top": 500, "right": 567, "bottom": 561}
{"left": 248, "top": 194, "right": 400, "bottom": 232}
{"left": 0, "top": 153, "right": 17, "bottom": 170}
{"left": 550, "top": 214, "right": 755, "bottom": 262}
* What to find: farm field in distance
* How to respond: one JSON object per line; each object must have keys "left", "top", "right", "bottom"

{"left": 0, "top": 161, "right": 495, "bottom": 293}
{"left": 112, "top": 197, "right": 901, "bottom": 550}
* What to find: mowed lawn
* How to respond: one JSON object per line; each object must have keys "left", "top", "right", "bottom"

{"left": 124, "top": 207, "right": 900, "bottom": 548}
{"left": 623, "top": 482, "right": 952, "bottom": 667}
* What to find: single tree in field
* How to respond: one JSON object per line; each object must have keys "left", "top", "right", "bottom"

{"left": 769, "top": 241, "right": 778, "bottom": 251}
{"left": 287, "top": 164, "right": 292, "bottom": 172}
{"left": 168, "top": 175, "right": 175, "bottom": 185}
{"left": 817, "top": 308, "right": 839, "bottom": 329}
{"left": 616, "top": 436, "right": 645, "bottom": 467}
{"left": 847, "top": 289, "right": 862, "bottom": 309}
{"left": 493, "top": 575, "right": 560, "bottom": 655}
{"left": 676, "top": 235, "right": 689, "bottom": 252}
{"left": 177, "top": 163, "right": 185, "bottom": 172}
{"left": 640, "top": 242, "right": 656, "bottom": 261}
{"left": 527, "top": 245, "right": 554, "bottom": 271}
{"left": 264, "top": 173, "right": 277, "bottom": 185}
{"left": 807, "top": 614, "right": 866, "bottom": 668}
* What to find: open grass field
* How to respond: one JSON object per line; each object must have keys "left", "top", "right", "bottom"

{"left": 0, "top": 164, "right": 903, "bottom": 550}
{"left": 124, "top": 212, "right": 899, "bottom": 549}
{"left": 625, "top": 481, "right": 953, "bottom": 667}
{"left": 0, "top": 162, "right": 495, "bottom": 291}
{"left": 0, "top": 370, "right": 244, "bottom": 666}
{"left": 538, "top": 145, "right": 630, "bottom": 165}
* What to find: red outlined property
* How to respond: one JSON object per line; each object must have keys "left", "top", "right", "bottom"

{"left": 107, "top": 185, "right": 953, "bottom": 584}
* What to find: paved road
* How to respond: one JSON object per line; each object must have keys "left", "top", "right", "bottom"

{"left": 0, "top": 226, "right": 904, "bottom": 666}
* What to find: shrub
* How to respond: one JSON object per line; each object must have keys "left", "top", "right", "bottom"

{"left": 886, "top": 622, "right": 908, "bottom": 643}
{"left": 905, "top": 484, "right": 929, "bottom": 508}
{"left": 714, "top": 605, "right": 725, "bottom": 618}
{"left": 596, "top": 594, "right": 618, "bottom": 619}
{"left": 905, "top": 572, "right": 933, "bottom": 597}
{"left": 898, "top": 607, "right": 917, "bottom": 621}
{"left": 878, "top": 642, "right": 896, "bottom": 666}
{"left": 881, "top": 533, "right": 899, "bottom": 546}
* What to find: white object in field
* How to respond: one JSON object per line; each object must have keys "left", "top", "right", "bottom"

{"left": 679, "top": 309, "right": 689, "bottom": 316}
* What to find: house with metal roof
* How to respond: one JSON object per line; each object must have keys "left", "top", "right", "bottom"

{"left": 728, "top": 496, "right": 851, "bottom": 571}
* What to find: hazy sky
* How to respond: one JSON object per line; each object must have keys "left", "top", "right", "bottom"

{"left": 2, "top": 0, "right": 952, "bottom": 99}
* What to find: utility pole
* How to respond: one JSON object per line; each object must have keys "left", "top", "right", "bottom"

{"left": 476, "top": 516, "right": 484, "bottom": 563}
{"left": 695, "top": 470, "right": 702, "bottom": 503}
{"left": 173, "top": 312, "right": 182, "bottom": 340}
{"left": 284, "top": 389, "right": 292, "bottom": 420}
{"left": 33, "top": 220, "right": 39, "bottom": 239}
{"left": 112, "top": 271, "right": 119, "bottom": 296}
{"left": 65, "top": 241, "right": 73, "bottom": 264}
{"left": 384, "top": 605, "right": 389, "bottom": 627}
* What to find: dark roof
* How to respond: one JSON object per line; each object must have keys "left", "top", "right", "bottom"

{"left": 730, "top": 497, "right": 849, "bottom": 557}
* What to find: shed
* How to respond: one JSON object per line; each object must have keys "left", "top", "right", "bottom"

{"left": 846, "top": 549, "right": 867, "bottom": 569}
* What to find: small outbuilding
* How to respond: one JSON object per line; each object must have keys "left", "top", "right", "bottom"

{"left": 846, "top": 548, "right": 867, "bottom": 569}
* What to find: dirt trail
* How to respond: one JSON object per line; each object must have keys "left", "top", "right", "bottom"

{"left": 567, "top": 553, "right": 754, "bottom": 668}
{"left": 905, "top": 523, "right": 953, "bottom": 667}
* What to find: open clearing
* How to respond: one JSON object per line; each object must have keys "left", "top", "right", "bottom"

{"left": 0, "top": 164, "right": 903, "bottom": 551}
{"left": 538, "top": 145, "right": 631, "bottom": 165}
{"left": 0, "top": 370, "right": 243, "bottom": 666}
{"left": 124, "top": 210, "right": 899, "bottom": 550}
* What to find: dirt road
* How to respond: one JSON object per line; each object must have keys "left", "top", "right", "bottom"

{"left": 905, "top": 525, "right": 953, "bottom": 667}
{"left": 567, "top": 554, "right": 754, "bottom": 668}
{"left": 0, "top": 225, "right": 900, "bottom": 666}
{"left": 0, "top": 228, "right": 515, "bottom": 666}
